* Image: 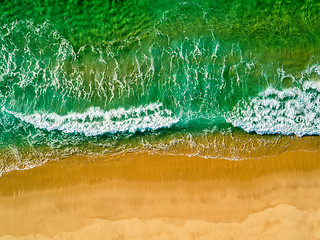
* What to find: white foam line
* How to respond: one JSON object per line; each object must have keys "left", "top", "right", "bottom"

{"left": 6, "top": 103, "right": 180, "bottom": 136}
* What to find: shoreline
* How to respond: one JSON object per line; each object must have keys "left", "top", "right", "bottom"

{"left": 0, "top": 149, "right": 320, "bottom": 239}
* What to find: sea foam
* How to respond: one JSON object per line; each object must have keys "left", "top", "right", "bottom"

{"left": 7, "top": 103, "right": 179, "bottom": 136}
{"left": 228, "top": 81, "right": 320, "bottom": 136}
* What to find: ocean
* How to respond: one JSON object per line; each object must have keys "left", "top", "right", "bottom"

{"left": 1, "top": 0, "right": 320, "bottom": 174}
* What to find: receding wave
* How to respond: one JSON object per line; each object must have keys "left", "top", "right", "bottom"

{"left": 7, "top": 103, "right": 179, "bottom": 136}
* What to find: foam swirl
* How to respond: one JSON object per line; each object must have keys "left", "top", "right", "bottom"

{"left": 228, "top": 81, "right": 320, "bottom": 136}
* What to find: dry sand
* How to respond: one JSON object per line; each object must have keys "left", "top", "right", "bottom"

{"left": 0, "top": 149, "right": 320, "bottom": 239}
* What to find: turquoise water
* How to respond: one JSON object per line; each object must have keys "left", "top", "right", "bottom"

{"left": 1, "top": 0, "right": 320, "bottom": 173}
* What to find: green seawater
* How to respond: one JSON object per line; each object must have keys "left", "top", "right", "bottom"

{"left": 1, "top": 0, "right": 320, "bottom": 173}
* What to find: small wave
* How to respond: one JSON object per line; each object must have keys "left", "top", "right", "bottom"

{"left": 228, "top": 81, "right": 320, "bottom": 136}
{"left": 7, "top": 103, "right": 179, "bottom": 136}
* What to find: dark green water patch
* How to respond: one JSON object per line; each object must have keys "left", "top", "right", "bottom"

{"left": 1, "top": 0, "right": 320, "bottom": 51}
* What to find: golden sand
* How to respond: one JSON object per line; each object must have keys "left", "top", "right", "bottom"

{"left": 0, "top": 149, "right": 320, "bottom": 239}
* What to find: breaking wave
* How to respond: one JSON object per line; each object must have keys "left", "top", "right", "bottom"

{"left": 228, "top": 80, "right": 320, "bottom": 136}
{"left": 7, "top": 103, "right": 179, "bottom": 136}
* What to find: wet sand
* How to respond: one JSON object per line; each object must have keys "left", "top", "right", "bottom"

{"left": 0, "top": 149, "right": 320, "bottom": 239}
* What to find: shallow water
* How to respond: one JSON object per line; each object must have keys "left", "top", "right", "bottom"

{"left": 1, "top": 0, "right": 320, "bottom": 174}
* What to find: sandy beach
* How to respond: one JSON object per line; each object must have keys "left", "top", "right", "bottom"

{"left": 0, "top": 149, "right": 320, "bottom": 239}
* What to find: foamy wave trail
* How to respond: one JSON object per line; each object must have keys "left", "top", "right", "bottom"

{"left": 228, "top": 81, "right": 320, "bottom": 136}
{"left": 7, "top": 103, "right": 179, "bottom": 136}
